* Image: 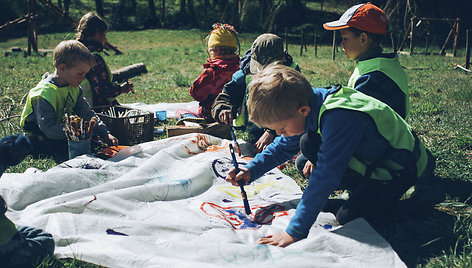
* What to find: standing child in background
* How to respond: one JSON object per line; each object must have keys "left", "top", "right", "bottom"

{"left": 189, "top": 23, "right": 240, "bottom": 122}
{"left": 225, "top": 65, "right": 434, "bottom": 247}
{"left": 20, "top": 40, "right": 118, "bottom": 162}
{"left": 76, "top": 12, "right": 134, "bottom": 107}
{"left": 297, "top": 2, "right": 410, "bottom": 180}
{"left": 0, "top": 134, "right": 55, "bottom": 267}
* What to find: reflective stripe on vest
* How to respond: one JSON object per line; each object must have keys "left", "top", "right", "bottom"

{"left": 348, "top": 57, "right": 409, "bottom": 119}
{"left": 20, "top": 80, "right": 80, "bottom": 129}
{"left": 80, "top": 51, "right": 116, "bottom": 106}
{"left": 318, "top": 87, "right": 429, "bottom": 181}
{"left": 233, "top": 75, "right": 252, "bottom": 127}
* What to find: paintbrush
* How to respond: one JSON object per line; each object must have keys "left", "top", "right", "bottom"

{"left": 226, "top": 117, "right": 241, "bottom": 156}
{"left": 229, "top": 143, "right": 251, "bottom": 215}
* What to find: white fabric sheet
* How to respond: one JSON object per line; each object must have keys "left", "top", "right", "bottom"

{"left": 0, "top": 134, "right": 405, "bottom": 268}
{"left": 121, "top": 101, "right": 199, "bottom": 119}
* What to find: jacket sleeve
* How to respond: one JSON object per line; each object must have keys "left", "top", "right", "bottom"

{"left": 245, "top": 134, "right": 301, "bottom": 181}
{"left": 211, "top": 71, "right": 246, "bottom": 123}
{"left": 33, "top": 98, "right": 67, "bottom": 140}
{"left": 355, "top": 71, "right": 406, "bottom": 119}
{"left": 285, "top": 110, "right": 367, "bottom": 239}
{"left": 190, "top": 66, "right": 223, "bottom": 102}
{"left": 86, "top": 53, "right": 122, "bottom": 99}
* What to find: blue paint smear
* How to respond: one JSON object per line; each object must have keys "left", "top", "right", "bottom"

{"left": 222, "top": 199, "right": 233, "bottom": 203}
{"left": 106, "top": 229, "right": 128, "bottom": 236}
{"left": 323, "top": 224, "right": 332, "bottom": 230}
{"left": 226, "top": 209, "right": 260, "bottom": 229}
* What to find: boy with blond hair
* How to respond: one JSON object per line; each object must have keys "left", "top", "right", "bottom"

{"left": 225, "top": 65, "right": 434, "bottom": 247}
{"left": 20, "top": 40, "right": 118, "bottom": 162}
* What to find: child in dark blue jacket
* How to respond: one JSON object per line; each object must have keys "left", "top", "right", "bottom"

{"left": 225, "top": 65, "right": 434, "bottom": 247}
{"left": 0, "top": 134, "right": 55, "bottom": 267}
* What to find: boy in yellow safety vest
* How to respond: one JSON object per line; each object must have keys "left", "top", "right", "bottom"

{"left": 225, "top": 65, "right": 434, "bottom": 247}
{"left": 297, "top": 3, "right": 410, "bottom": 180}
{"left": 20, "top": 40, "right": 118, "bottom": 162}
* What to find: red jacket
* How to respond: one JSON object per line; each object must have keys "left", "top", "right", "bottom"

{"left": 190, "top": 56, "right": 240, "bottom": 121}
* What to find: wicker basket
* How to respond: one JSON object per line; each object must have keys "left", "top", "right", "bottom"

{"left": 95, "top": 106, "right": 154, "bottom": 146}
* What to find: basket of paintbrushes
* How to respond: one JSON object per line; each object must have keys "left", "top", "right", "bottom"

{"left": 95, "top": 106, "right": 153, "bottom": 146}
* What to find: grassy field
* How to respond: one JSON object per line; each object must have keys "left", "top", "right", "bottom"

{"left": 1, "top": 29, "right": 471, "bottom": 267}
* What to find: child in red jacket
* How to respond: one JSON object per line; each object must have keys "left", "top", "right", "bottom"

{"left": 189, "top": 23, "right": 240, "bottom": 122}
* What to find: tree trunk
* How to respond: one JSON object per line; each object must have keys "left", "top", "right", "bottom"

{"left": 161, "top": 0, "right": 166, "bottom": 25}
{"left": 57, "top": 0, "right": 62, "bottom": 9}
{"left": 265, "top": 0, "right": 283, "bottom": 32}
{"left": 64, "top": 0, "right": 70, "bottom": 15}
{"left": 147, "top": 0, "right": 157, "bottom": 22}
{"left": 218, "top": 0, "right": 229, "bottom": 22}
{"left": 180, "top": 0, "right": 186, "bottom": 16}
{"left": 95, "top": 0, "right": 105, "bottom": 17}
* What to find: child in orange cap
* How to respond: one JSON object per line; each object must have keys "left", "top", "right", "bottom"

{"left": 323, "top": 2, "right": 409, "bottom": 118}
{"left": 296, "top": 3, "right": 411, "bottom": 181}
{"left": 189, "top": 23, "right": 240, "bottom": 122}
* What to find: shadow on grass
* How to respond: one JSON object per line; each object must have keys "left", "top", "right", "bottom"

{"left": 371, "top": 176, "right": 472, "bottom": 267}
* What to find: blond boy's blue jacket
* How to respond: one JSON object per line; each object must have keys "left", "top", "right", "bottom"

{"left": 245, "top": 86, "right": 410, "bottom": 239}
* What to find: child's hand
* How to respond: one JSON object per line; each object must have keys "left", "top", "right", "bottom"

{"left": 254, "top": 130, "right": 275, "bottom": 153}
{"left": 256, "top": 232, "right": 298, "bottom": 247}
{"left": 219, "top": 110, "right": 232, "bottom": 125}
{"left": 302, "top": 160, "right": 314, "bottom": 179}
{"left": 120, "top": 81, "right": 134, "bottom": 94}
{"left": 107, "top": 134, "right": 119, "bottom": 146}
{"left": 225, "top": 166, "right": 251, "bottom": 187}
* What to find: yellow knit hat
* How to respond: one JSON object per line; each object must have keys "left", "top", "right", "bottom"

{"left": 207, "top": 23, "right": 239, "bottom": 49}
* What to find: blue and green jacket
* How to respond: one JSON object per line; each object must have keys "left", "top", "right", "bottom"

{"left": 245, "top": 86, "right": 431, "bottom": 239}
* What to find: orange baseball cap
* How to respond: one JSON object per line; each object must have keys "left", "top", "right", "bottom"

{"left": 323, "top": 3, "right": 388, "bottom": 35}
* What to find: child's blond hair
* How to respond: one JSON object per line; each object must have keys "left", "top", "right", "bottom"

{"left": 248, "top": 64, "right": 313, "bottom": 127}
{"left": 53, "top": 40, "right": 95, "bottom": 68}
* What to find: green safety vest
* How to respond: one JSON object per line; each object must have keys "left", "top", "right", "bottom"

{"left": 234, "top": 62, "right": 299, "bottom": 127}
{"left": 348, "top": 57, "right": 410, "bottom": 119}
{"left": 0, "top": 215, "right": 17, "bottom": 246}
{"left": 20, "top": 79, "right": 80, "bottom": 138}
{"left": 319, "top": 86, "right": 429, "bottom": 181}
{"left": 80, "top": 51, "right": 115, "bottom": 106}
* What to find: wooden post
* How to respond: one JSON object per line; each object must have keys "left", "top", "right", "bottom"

{"left": 390, "top": 32, "right": 396, "bottom": 53}
{"left": 453, "top": 18, "right": 460, "bottom": 57}
{"left": 425, "top": 32, "right": 429, "bottom": 54}
{"left": 409, "top": 17, "right": 415, "bottom": 55}
{"left": 331, "top": 30, "right": 336, "bottom": 60}
{"left": 300, "top": 27, "right": 304, "bottom": 56}
{"left": 314, "top": 28, "right": 317, "bottom": 57}
{"left": 285, "top": 26, "right": 288, "bottom": 52}
{"left": 466, "top": 30, "right": 471, "bottom": 70}
{"left": 398, "top": 23, "right": 411, "bottom": 51}
{"left": 27, "top": 0, "right": 38, "bottom": 55}
{"left": 440, "top": 21, "right": 457, "bottom": 55}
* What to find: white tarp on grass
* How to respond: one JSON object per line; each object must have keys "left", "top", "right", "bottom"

{"left": 0, "top": 134, "right": 406, "bottom": 268}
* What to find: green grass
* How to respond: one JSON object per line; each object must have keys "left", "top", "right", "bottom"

{"left": 1, "top": 29, "right": 472, "bottom": 267}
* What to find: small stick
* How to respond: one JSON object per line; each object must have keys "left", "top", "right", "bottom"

{"left": 226, "top": 117, "right": 241, "bottom": 156}
{"left": 229, "top": 143, "right": 251, "bottom": 215}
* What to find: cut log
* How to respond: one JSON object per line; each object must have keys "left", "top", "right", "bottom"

{"left": 112, "top": 63, "right": 148, "bottom": 82}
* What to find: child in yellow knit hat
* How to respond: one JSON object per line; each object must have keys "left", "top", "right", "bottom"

{"left": 189, "top": 23, "right": 240, "bottom": 122}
